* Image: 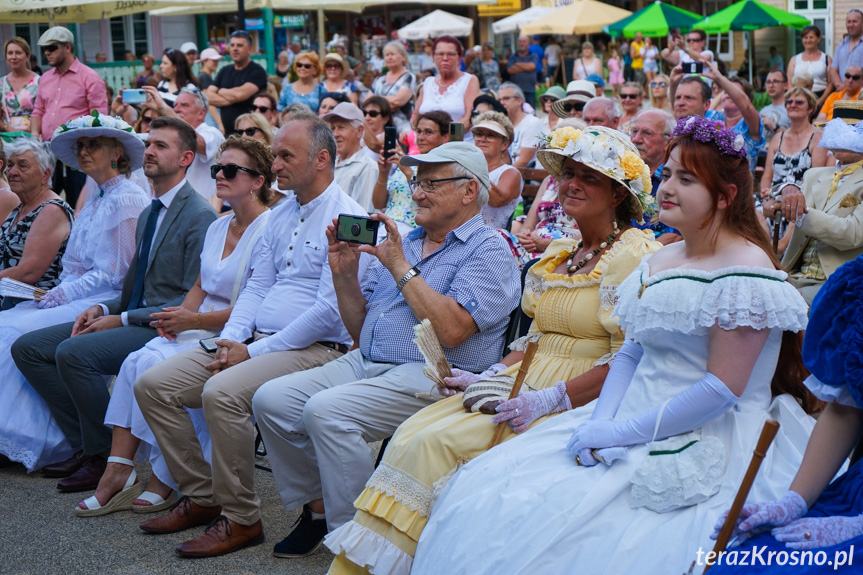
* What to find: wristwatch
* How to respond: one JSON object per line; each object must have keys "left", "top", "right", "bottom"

{"left": 397, "top": 266, "right": 420, "bottom": 291}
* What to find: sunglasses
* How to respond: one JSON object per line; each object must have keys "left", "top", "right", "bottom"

{"left": 562, "top": 103, "right": 585, "bottom": 113}
{"left": 231, "top": 30, "right": 252, "bottom": 40}
{"left": 620, "top": 93, "right": 641, "bottom": 100}
{"left": 210, "top": 163, "right": 261, "bottom": 180}
{"left": 362, "top": 109, "right": 383, "bottom": 118}
{"left": 295, "top": 62, "right": 314, "bottom": 69}
{"left": 237, "top": 127, "right": 262, "bottom": 137}
{"left": 141, "top": 116, "right": 154, "bottom": 124}
{"left": 846, "top": 73, "right": 863, "bottom": 80}
{"left": 71, "top": 140, "right": 105, "bottom": 154}
{"left": 252, "top": 105, "right": 272, "bottom": 114}
{"left": 649, "top": 81, "right": 668, "bottom": 88}
{"left": 686, "top": 37, "right": 702, "bottom": 43}
{"left": 325, "top": 64, "right": 343, "bottom": 69}
{"left": 784, "top": 98, "right": 808, "bottom": 107}
{"left": 42, "top": 44, "right": 62, "bottom": 53}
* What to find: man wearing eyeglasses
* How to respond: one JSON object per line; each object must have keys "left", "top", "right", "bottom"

{"left": 251, "top": 141, "right": 519, "bottom": 559}
{"left": 818, "top": 65, "right": 863, "bottom": 122}
{"left": 205, "top": 30, "right": 269, "bottom": 136}
{"left": 323, "top": 102, "right": 379, "bottom": 212}
{"left": 30, "top": 26, "right": 108, "bottom": 210}
{"left": 759, "top": 71, "right": 791, "bottom": 141}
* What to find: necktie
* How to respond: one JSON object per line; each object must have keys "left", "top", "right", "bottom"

{"left": 826, "top": 159, "right": 863, "bottom": 204}
{"left": 127, "top": 199, "right": 163, "bottom": 311}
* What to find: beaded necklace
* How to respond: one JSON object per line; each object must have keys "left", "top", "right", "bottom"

{"left": 565, "top": 219, "right": 620, "bottom": 274}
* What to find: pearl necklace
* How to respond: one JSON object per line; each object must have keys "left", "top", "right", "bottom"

{"left": 566, "top": 220, "right": 620, "bottom": 274}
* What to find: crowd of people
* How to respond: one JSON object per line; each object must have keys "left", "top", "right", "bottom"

{"left": 1, "top": 14, "right": 863, "bottom": 573}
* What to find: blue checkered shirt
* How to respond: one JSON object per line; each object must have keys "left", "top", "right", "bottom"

{"left": 359, "top": 214, "right": 520, "bottom": 372}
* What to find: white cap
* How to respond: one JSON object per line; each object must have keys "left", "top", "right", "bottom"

{"left": 197, "top": 48, "right": 223, "bottom": 63}
{"left": 180, "top": 42, "right": 198, "bottom": 54}
{"left": 400, "top": 142, "right": 491, "bottom": 191}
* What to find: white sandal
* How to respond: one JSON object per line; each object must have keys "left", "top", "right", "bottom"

{"left": 132, "top": 489, "right": 179, "bottom": 514}
{"left": 74, "top": 456, "right": 144, "bottom": 517}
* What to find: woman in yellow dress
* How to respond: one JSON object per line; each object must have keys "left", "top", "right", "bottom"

{"left": 324, "top": 126, "right": 662, "bottom": 574}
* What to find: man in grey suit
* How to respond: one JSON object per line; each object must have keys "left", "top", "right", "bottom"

{"left": 12, "top": 117, "right": 216, "bottom": 492}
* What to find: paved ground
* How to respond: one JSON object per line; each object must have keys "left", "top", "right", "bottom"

{"left": 0, "top": 456, "right": 339, "bottom": 575}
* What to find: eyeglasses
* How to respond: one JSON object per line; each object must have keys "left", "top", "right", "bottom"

{"left": 686, "top": 37, "right": 702, "bottom": 43}
{"left": 362, "top": 109, "right": 383, "bottom": 118}
{"left": 408, "top": 176, "right": 470, "bottom": 193}
{"left": 629, "top": 127, "right": 662, "bottom": 138}
{"left": 295, "top": 62, "right": 314, "bottom": 70}
{"left": 620, "top": 93, "right": 641, "bottom": 100}
{"left": 845, "top": 73, "right": 862, "bottom": 80}
{"left": 72, "top": 140, "right": 105, "bottom": 154}
{"left": 649, "top": 81, "right": 668, "bottom": 88}
{"left": 141, "top": 116, "right": 154, "bottom": 124}
{"left": 325, "top": 64, "right": 342, "bottom": 69}
{"left": 472, "top": 130, "right": 503, "bottom": 141}
{"left": 237, "top": 127, "right": 262, "bottom": 137}
{"left": 252, "top": 105, "right": 272, "bottom": 114}
{"left": 434, "top": 52, "right": 459, "bottom": 59}
{"left": 210, "top": 163, "right": 262, "bottom": 180}
{"left": 562, "top": 103, "right": 585, "bottom": 113}
{"left": 42, "top": 44, "right": 62, "bottom": 53}
{"left": 784, "top": 98, "right": 808, "bottom": 107}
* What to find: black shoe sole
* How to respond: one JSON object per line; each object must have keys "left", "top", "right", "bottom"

{"left": 272, "top": 538, "right": 325, "bottom": 559}
{"left": 140, "top": 520, "right": 215, "bottom": 535}
{"left": 175, "top": 534, "right": 266, "bottom": 558}
{"left": 56, "top": 481, "right": 100, "bottom": 493}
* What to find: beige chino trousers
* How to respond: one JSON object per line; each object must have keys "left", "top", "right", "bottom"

{"left": 134, "top": 342, "right": 342, "bottom": 525}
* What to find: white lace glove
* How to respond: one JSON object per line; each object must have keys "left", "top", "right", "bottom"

{"left": 491, "top": 381, "right": 572, "bottom": 433}
{"left": 37, "top": 286, "right": 69, "bottom": 309}
{"left": 711, "top": 490, "right": 808, "bottom": 546}
{"left": 566, "top": 372, "right": 738, "bottom": 455}
{"left": 773, "top": 515, "right": 863, "bottom": 549}
{"left": 440, "top": 362, "right": 506, "bottom": 397}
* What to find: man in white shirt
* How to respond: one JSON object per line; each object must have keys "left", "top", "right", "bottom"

{"left": 323, "top": 102, "right": 378, "bottom": 212}
{"left": 759, "top": 70, "right": 790, "bottom": 139}
{"left": 498, "top": 82, "right": 542, "bottom": 168}
{"left": 134, "top": 117, "right": 370, "bottom": 558}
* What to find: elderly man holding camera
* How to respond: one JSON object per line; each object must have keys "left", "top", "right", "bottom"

{"left": 251, "top": 141, "right": 521, "bottom": 559}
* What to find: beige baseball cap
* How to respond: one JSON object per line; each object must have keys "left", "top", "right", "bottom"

{"left": 38, "top": 27, "right": 74, "bottom": 46}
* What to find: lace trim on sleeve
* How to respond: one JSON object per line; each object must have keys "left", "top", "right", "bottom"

{"left": 509, "top": 332, "right": 542, "bottom": 352}
{"left": 599, "top": 284, "right": 618, "bottom": 311}
{"left": 594, "top": 351, "right": 616, "bottom": 367}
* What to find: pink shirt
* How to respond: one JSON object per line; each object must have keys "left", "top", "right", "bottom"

{"left": 31, "top": 58, "right": 108, "bottom": 140}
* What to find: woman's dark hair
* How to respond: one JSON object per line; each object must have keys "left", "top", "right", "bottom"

{"left": 218, "top": 135, "right": 276, "bottom": 203}
{"left": 433, "top": 35, "right": 464, "bottom": 58}
{"left": 801, "top": 25, "right": 822, "bottom": 38}
{"left": 362, "top": 95, "right": 395, "bottom": 129}
{"left": 163, "top": 49, "right": 198, "bottom": 91}
{"left": 663, "top": 135, "right": 821, "bottom": 414}
{"left": 416, "top": 110, "right": 453, "bottom": 135}
{"left": 472, "top": 94, "right": 508, "bottom": 117}
{"left": 134, "top": 108, "right": 158, "bottom": 133}
{"left": 321, "top": 92, "right": 351, "bottom": 105}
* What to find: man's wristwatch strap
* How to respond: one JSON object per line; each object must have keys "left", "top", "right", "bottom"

{"left": 397, "top": 266, "right": 421, "bottom": 291}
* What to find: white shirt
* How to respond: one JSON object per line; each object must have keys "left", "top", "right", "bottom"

{"left": 545, "top": 44, "right": 562, "bottom": 67}
{"left": 335, "top": 149, "right": 379, "bottom": 213}
{"left": 219, "top": 180, "right": 370, "bottom": 357}
{"left": 185, "top": 123, "right": 225, "bottom": 200}
{"left": 105, "top": 179, "right": 186, "bottom": 325}
{"left": 510, "top": 114, "right": 543, "bottom": 165}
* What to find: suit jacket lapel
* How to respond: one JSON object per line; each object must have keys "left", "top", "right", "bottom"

{"left": 823, "top": 169, "right": 863, "bottom": 213}
{"left": 149, "top": 183, "right": 191, "bottom": 263}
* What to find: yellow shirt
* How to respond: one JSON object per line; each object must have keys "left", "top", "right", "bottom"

{"left": 631, "top": 41, "right": 645, "bottom": 70}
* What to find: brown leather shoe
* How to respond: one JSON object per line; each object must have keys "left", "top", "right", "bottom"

{"left": 41, "top": 450, "right": 84, "bottom": 478}
{"left": 56, "top": 455, "right": 107, "bottom": 493}
{"left": 176, "top": 516, "right": 264, "bottom": 558}
{"left": 139, "top": 496, "right": 222, "bottom": 534}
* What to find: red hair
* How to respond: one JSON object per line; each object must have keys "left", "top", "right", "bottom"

{"left": 433, "top": 36, "right": 464, "bottom": 58}
{"left": 663, "top": 135, "right": 822, "bottom": 414}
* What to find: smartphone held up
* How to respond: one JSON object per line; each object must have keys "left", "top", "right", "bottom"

{"left": 336, "top": 214, "right": 380, "bottom": 246}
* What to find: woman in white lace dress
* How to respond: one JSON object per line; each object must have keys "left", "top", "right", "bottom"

{"left": 411, "top": 116, "right": 821, "bottom": 575}
{"left": 414, "top": 36, "right": 480, "bottom": 137}
{"left": 74, "top": 136, "right": 273, "bottom": 516}
{"left": 0, "top": 113, "right": 148, "bottom": 471}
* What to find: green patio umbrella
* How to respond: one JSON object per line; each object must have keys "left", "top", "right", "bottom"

{"left": 603, "top": 1, "right": 703, "bottom": 38}
{"left": 693, "top": 0, "right": 810, "bottom": 83}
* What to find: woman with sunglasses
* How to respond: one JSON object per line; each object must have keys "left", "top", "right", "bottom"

{"left": 539, "top": 86, "right": 566, "bottom": 134}
{"left": 372, "top": 41, "right": 417, "bottom": 135}
{"left": 0, "top": 113, "right": 149, "bottom": 471}
{"left": 320, "top": 53, "right": 359, "bottom": 106}
{"left": 75, "top": 136, "right": 271, "bottom": 517}
{"left": 759, "top": 87, "right": 829, "bottom": 255}
{"left": 278, "top": 51, "right": 324, "bottom": 114}
{"left": 361, "top": 95, "right": 394, "bottom": 160}
{"left": 133, "top": 108, "right": 158, "bottom": 134}
{"left": 1, "top": 37, "right": 39, "bottom": 133}
{"left": 157, "top": 49, "right": 198, "bottom": 108}
{"left": 787, "top": 25, "right": 832, "bottom": 110}
{"left": 647, "top": 73, "right": 671, "bottom": 112}
{"left": 618, "top": 82, "right": 644, "bottom": 135}
{"left": 233, "top": 112, "right": 273, "bottom": 147}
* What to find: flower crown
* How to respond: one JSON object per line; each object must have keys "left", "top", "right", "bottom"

{"left": 671, "top": 116, "right": 746, "bottom": 158}
{"left": 53, "top": 109, "right": 136, "bottom": 138}
{"left": 538, "top": 126, "right": 655, "bottom": 217}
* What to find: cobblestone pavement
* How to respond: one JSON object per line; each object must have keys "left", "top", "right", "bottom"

{"left": 0, "top": 457, "right": 335, "bottom": 575}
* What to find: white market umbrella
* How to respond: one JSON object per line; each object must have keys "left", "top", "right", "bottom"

{"left": 397, "top": 9, "right": 474, "bottom": 40}
{"left": 0, "top": 0, "right": 217, "bottom": 23}
{"left": 492, "top": 6, "right": 554, "bottom": 35}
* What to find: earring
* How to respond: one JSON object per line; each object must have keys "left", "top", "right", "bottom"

{"left": 111, "top": 160, "right": 117, "bottom": 169}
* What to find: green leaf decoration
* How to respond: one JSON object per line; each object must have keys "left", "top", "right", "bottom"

{"left": 90, "top": 109, "right": 99, "bottom": 118}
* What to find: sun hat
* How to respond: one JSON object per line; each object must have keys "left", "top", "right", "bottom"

{"left": 322, "top": 52, "right": 349, "bottom": 74}
{"left": 400, "top": 141, "right": 491, "bottom": 192}
{"left": 814, "top": 99, "right": 863, "bottom": 127}
{"left": 539, "top": 86, "right": 566, "bottom": 103}
{"left": 536, "top": 125, "right": 654, "bottom": 222}
{"left": 470, "top": 112, "right": 513, "bottom": 143}
{"left": 551, "top": 80, "right": 596, "bottom": 118}
{"left": 38, "top": 27, "right": 73, "bottom": 46}
{"left": 51, "top": 110, "right": 145, "bottom": 171}
{"left": 180, "top": 42, "right": 198, "bottom": 54}
{"left": 197, "top": 48, "right": 223, "bottom": 63}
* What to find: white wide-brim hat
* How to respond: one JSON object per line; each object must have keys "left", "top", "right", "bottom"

{"left": 536, "top": 125, "right": 654, "bottom": 222}
{"left": 51, "top": 111, "right": 145, "bottom": 171}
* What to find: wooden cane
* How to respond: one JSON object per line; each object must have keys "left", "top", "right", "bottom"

{"left": 772, "top": 210, "right": 782, "bottom": 254}
{"left": 488, "top": 341, "right": 539, "bottom": 450}
{"left": 697, "top": 419, "right": 780, "bottom": 574}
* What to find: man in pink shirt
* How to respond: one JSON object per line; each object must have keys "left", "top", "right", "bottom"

{"left": 30, "top": 26, "right": 108, "bottom": 209}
